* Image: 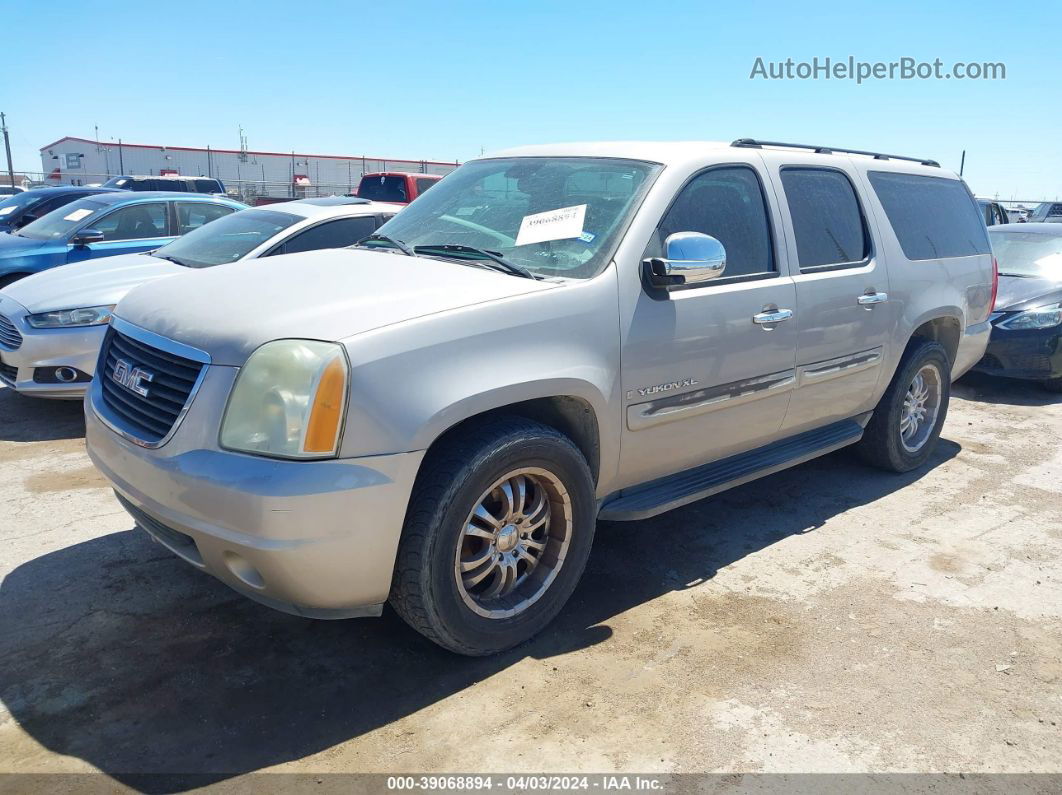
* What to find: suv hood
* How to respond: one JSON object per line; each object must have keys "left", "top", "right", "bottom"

{"left": 1, "top": 252, "right": 183, "bottom": 313}
{"left": 115, "top": 248, "right": 558, "bottom": 365}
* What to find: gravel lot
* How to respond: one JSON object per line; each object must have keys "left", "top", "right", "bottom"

{"left": 1, "top": 373, "right": 1060, "bottom": 786}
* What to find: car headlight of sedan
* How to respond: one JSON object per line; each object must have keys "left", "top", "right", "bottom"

{"left": 25, "top": 305, "right": 115, "bottom": 328}
{"left": 220, "top": 339, "right": 349, "bottom": 459}
{"left": 997, "top": 303, "right": 1062, "bottom": 330}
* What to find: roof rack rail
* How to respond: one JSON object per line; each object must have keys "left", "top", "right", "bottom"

{"left": 731, "top": 138, "right": 940, "bottom": 168}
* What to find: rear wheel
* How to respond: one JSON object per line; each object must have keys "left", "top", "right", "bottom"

{"left": 389, "top": 416, "right": 596, "bottom": 656}
{"left": 1042, "top": 377, "right": 1062, "bottom": 394}
{"left": 857, "top": 340, "right": 951, "bottom": 472}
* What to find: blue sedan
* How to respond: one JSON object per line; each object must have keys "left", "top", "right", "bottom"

{"left": 0, "top": 192, "right": 246, "bottom": 287}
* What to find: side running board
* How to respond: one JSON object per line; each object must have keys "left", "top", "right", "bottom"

{"left": 599, "top": 418, "right": 865, "bottom": 521}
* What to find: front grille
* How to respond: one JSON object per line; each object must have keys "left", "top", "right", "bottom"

{"left": 98, "top": 327, "right": 204, "bottom": 444}
{"left": 0, "top": 314, "right": 21, "bottom": 350}
{"left": 0, "top": 361, "right": 16, "bottom": 384}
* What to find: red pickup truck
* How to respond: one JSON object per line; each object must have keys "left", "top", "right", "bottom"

{"left": 356, "top": 172, "right": 441, "bottom": 204}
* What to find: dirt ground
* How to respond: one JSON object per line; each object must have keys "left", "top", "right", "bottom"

{"left": 1, "top": 373, "right": 1060, "bottom": 788}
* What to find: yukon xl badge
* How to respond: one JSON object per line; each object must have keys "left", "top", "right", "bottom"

{"left": 112, "top": 358, "right": 154, "bottom": 397}
{"left": 626, "top": 377, "right": 699, "bottom": 400}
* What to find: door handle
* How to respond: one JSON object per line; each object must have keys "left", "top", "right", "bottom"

{"left": 857, "top": 292, "right": 888, "bottom": 307}
{"left": 753, "top": 308, "right": 794, "bottom": 325}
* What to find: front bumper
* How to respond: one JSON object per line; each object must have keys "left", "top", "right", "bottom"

{"left": 85, "top": 375, "right": 425, "bottom": 618}
{"left": 972, "top": 322, "right": 1062, "bottom": 381}
{"left": 0, "top": 298, "right": 104, "bottom": 398}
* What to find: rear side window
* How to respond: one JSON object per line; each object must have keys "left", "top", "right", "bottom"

{"left": 415, "top": 177, "right": 438, "bottom": 196}
{"left": 653, "top": 165, "right": 775, "bottom": 279}
{"left": 780, "top": 168, "right": 868, "bottom": 270}
{"left": 868, "top": 171, "right": 990, "bottom": 260}
{"left": 271, "top": 216, "right": 378, "bottom": 255}
{"left": 195, "top": 179, "right": 222, "bottom": 193}
{"left": 176, "top": 202, "right": 235, "bottom": 234}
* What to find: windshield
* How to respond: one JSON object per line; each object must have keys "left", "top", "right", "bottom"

{"left": 373, "top": 157, "right": 659, "bottom": 279}
{"left": 153, "top": 208, "right": 300, "bottom": 268}
{"left": 990, "top": 229, "right": 1062, "bottom": 279}
{"left": 0, "top": 190, "right": 49, "bottom": 219}
{"left": 17, "top": 198, "right": 108, "bottom": 240}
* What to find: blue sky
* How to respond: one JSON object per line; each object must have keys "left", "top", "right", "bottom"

{"left": 6, "top": 0, "right": 1059, "bottom": 199}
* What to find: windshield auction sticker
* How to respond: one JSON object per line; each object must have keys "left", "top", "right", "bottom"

{"left": 63, "top": 208, "right": 95, "bottom": 222}
{"left": 515, "top": 204, "right": 586, "bottom": 246}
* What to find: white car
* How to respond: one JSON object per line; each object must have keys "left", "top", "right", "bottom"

{"left": 0, "top": 197, "right": 401, "bottom": 398}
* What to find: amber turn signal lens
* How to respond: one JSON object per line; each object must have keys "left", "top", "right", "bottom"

{"left": 303, "top": 354, "right": 347, "bottom": 454}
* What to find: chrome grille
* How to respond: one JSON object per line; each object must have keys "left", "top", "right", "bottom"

{"left": 0, "top": 314, "right": 21, "bottom": 350}
{"left": 98, "top": 327, "right": 204, "bottom": 444}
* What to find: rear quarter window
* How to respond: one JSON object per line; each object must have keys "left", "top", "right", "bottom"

{"left": 868, "top": 171, "right": 990, "bottom": 260}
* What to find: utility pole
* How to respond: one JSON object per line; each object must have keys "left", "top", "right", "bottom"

{"left": 1, "top": 113, "right": 15, "bottom": 190}
{"left": 117, "top": 138, "right": 124, "bottom": 174}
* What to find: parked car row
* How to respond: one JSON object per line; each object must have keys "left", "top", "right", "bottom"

{"left": 0, "top": 195, "right": 400, "bottom": 395}
{"left": 0, "top": 140, "right": 1057, "bottom": 657}
{"left": 0, "top": 191, "right": 246, "bottom": 287}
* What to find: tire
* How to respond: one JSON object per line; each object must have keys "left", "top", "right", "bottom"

{"left": 389, "top": 415, "right": 596, "bottom": 656}
{"left": 1042, "top": 377, "right": 1062, "bottom": 394}
{"left": 857, "top": 340, "right": 951, "bottom": 473}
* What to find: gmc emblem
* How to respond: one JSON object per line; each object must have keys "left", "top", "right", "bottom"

{"left": 112, "top": 358, "right": 154, "bottom": 397}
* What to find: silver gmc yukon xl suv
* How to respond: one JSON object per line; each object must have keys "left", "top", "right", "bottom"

{"left": 85, "top": 140, "right": 996, "bottom": 655}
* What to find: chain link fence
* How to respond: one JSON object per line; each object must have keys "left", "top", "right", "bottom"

{"left": 6, "top": 171, "right": 427, "bottom": 206}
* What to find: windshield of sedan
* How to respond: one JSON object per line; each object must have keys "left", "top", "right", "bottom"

{"left": 990, "top": 229, "right": 1062, "bottom": 279}
{"left": 152, "top": 208, "right": 300, "bottom": 268}
{"left": 0, "top": 190, "right": 48, "bottom": 218}
{"left": 372, "top": 157, "right": 660, "bottom": 279}
{"left": 16, "top": 198, "right": 108, "bottom": 240}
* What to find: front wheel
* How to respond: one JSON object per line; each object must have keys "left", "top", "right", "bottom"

{"left": 389, "top": 416, "right": 596, "bottom": 655}
{"left": 857, "top": 340, "right": 951, "bottom": 472}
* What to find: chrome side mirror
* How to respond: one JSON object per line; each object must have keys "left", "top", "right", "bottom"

{"left": 644, "top": 232, "right": 726, "bottom": 289}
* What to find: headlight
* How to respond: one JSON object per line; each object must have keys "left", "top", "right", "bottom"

{"left": 997, "top": 303, "right": 1062, "bottom": 330}
{"left": 220, "top": 339, "right": 349, "bottom": 459}
{"left": 26, "top": 305, "right": 115, "bottom": 328}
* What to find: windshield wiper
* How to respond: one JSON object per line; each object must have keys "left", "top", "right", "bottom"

{"left": 153, "top": 254, "right": 189, "bottom": 267}
{"left": 414, "top": 243, "right": 537, "bottom": 279}
{"left": 356, "top": 233, "right": 414, "bottom": 257}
